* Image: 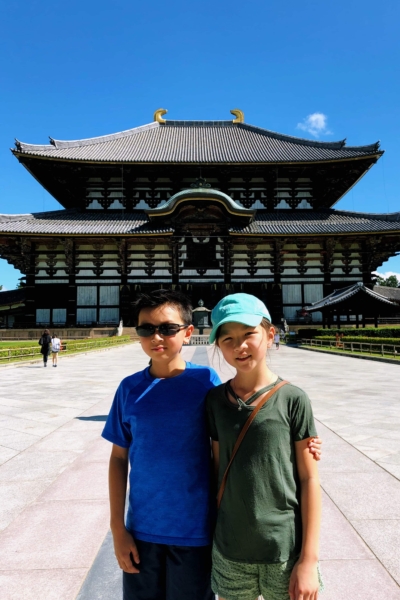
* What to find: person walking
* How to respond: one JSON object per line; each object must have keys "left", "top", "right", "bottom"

{"left": 274, "top": 330, "right": 280, "bottom": 349}
{"left": 38, "top": 329, "right": 52, "bottom": 367}
{"left": 206, "top": 293, "right": 323, "bottom": 600}
{"left": 51, "top": 333, "right": 61, "bottom": 367}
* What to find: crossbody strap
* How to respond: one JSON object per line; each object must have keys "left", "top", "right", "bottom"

{"left": 216, "top": 379, "right": 289, "bottom": 509}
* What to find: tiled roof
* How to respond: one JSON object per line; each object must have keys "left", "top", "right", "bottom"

{"left": 230, "top": 209, "right": 400, "bottom": 235}
{"left": 372, "top": 286, "right": 400, "bottom": 302}
{"left": 0, "top": 209, "right": 399, "bottom": 236}
{"left": 0, "top": 210, "right": 172, "bottom": 235}
{"left": 305, "top": 282, "right": 398, "bottom": 311}
{"left": 0, "top": 288, "right": 26, "bottom": 307}
{"left": 13, "top": 121, "right": 382, "bottom": 164}
{"left": 0, "top": 209, "right": 400, "bottom": 235}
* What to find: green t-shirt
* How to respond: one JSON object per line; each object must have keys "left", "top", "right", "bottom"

{"left": 206, "top": 377, "right": 317, "bottom": 564}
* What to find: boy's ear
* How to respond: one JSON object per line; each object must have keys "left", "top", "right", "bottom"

{"left": 183, "top": 324, "right": 194, "bottom": 344}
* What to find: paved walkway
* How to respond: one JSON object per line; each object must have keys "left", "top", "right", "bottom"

{"left": 0, "top": 344, "right": 399, "bottom": 599}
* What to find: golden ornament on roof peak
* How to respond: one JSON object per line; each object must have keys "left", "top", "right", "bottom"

{"left": 230, "top": 109, "right": 245, "bottom": 123}
{"left": 154, "top": 108, "right": 168, "bottom": 123}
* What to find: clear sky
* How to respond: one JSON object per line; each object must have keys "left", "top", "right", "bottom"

{"left": 0, "top": 0, "right": 399, "bottom": 289}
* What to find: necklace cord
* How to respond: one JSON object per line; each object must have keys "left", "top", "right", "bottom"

{"left": 226, "top": 379, "right": 279, "bottom": 409}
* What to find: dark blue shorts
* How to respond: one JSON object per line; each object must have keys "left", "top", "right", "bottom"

{"left": 122, "top": 539, "right": 214, "bottom": 600}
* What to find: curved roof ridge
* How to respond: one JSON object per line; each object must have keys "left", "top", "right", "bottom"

{"left": 305, "top": 282, "right": 398, "bottom": 311}
{"left": 239, "top": 123, "right": 380, "bottom": 152}
{"left": 331, "top": 208, "right": 400, "bottom": 221}
{"left": 13, "top": 119, "right": 381, "bottom": 154}
{"left": 15, "top": 122, "right": 160, "bottom": 151}
{"left": 146, "top": 187, "right": 255, "bottom": 218}
{"left": 0, "top": 212, "right": 35, "bottom": 222}
{"left": 236, "top": 123, "right": 347, "bottom": 149}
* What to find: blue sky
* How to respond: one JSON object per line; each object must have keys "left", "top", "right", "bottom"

{"left": 0, "top": 0, "right": 399, "bottom": 289}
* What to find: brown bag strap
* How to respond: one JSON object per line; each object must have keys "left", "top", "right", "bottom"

{"left": 217, "top": 380, "right": 289, "bottom": 509}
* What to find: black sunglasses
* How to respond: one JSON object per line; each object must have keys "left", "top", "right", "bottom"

{"left": 135, "top": 323, "right": 189, "bottom": 338}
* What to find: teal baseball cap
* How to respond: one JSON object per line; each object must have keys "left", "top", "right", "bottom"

{"left": 209, "top": 293, "right": 271, "bottom": 344}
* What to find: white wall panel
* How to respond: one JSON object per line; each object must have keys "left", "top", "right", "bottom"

{"left": 77, "top": 286, "right": 97, "bottom": 306}
{"left": 282, "top": 284, "right": 302, "bottom": 304}
{"left": 100, "top": 286, "right": 119, "bottom": 306}
{"left": 283, "top": 306, "right": 302, "bottom": 319}
{"left": 99, "top": 308, "right": 119, "bottom": 323}
{"left": 36, "top": 309, "right": 50, "bottom": 324}
{"left": 304, "top": 284, "right": 324, "bottom": 304}
{"left": 77, "top": 308, "right": 96, "bottom": 324}
{"left": 53, "top": 308, "right": 67, "bottom": 324}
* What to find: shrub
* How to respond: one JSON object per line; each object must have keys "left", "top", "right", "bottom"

{"left": 314, "top": 336, "right": 400, "bottom": 345}
{"left": 297, "top": 327, "right": 400, "bottom": 339}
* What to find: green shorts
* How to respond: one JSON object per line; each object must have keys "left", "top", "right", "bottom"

{"left": 211, "top": 544, "right": 324, "bottom": 600}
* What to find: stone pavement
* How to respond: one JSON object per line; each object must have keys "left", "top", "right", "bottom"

{"left": 0, "top": 344, "right": 399, "bottom": 599}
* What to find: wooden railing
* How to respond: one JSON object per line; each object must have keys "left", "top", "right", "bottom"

{"left": 188, "top": 335, "right": 210, "bottom": 345}
{"left": 299, "top": 338, "right": 400, "bottom": 358}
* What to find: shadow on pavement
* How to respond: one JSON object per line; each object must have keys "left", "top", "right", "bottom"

{"left": 76, "top": 415, "right": 108, "bottom": 421}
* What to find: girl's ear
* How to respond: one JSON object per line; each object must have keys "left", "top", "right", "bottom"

{"left": 266, "top": 324, "right": 275, "bottom": 347}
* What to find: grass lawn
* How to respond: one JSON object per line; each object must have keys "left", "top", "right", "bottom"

{"left": 0, "top": 336, "right": 135, "bottom": 364}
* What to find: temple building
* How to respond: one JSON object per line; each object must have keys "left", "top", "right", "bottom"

{"left": 1, "top": 108, "right": 399, "bottom": 328}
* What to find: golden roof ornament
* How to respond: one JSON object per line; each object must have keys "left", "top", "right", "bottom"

{"left": 154, "top": 108, "right": 168, "bottom": 123}
{"left": 230, "top": 109, "right": 244, "bottom": 123}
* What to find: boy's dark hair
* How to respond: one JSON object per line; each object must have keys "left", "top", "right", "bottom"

{"left": 132, "top": 289, "right": 193, "bottom": 326}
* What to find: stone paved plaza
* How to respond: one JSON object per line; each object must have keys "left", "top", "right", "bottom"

{"left": 0, "top": 344, "right": 400, "bottom": 599}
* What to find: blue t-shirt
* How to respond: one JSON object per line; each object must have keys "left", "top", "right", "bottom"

{"left": 102, "top": 362, "right": 221, "bottom": 546}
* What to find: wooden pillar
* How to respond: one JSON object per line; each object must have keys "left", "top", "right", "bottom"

{"left": 169, "top": 238, "right": 182, "bottom": 286}
{"left": 21, "top": 238, "right": 36, "bottom": 327}
{"left": 223, "top": 239, "right": 233, "bottom": 285}
{"left": 63, "top": 239, "right": 77, "bottom": 327}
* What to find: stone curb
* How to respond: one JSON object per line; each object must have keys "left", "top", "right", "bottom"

{"left": 296, "top": 344, "right": 400, "bottom": 365}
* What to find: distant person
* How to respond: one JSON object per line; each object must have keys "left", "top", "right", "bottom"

{"left": 335, "top": 332, "right": 340, "bottom": 348}
{"left": 274, "top": 330, "right": 280, "bottom": 349}
{"left": 51, "top": 333, "right": 61, "bottom": 367}
{"left": 38, "top": 329, "right": 52, "bottom": 367}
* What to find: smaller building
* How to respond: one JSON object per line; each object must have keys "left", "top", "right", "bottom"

{"left": 373, "top": 286, "right": 400, "bottom": 305}
{"left": 0, "top": 289, "right": 26, "bottom": 328}
{"left": 304, "top": 282, "right": 400, "bottom": 328}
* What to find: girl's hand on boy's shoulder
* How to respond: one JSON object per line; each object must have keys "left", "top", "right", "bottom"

{"left": 308, "top": 436, "right": 322, "bottom": 461}
{"left": 112, "top": 527, "right": 140, "bottom": 573}
{"left": 289, "top": 559, "right": 319, "bottom": 600}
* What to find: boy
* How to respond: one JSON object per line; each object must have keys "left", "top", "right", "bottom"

{"left": 102, "top": 290, "right": 220, "bottom": 600}
{"left": 102, "top": 290, "right": 322, "bottom": 599}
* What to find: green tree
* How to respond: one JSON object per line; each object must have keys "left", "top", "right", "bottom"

{"left": 375, "top": 274, "right": 399, "bottom": 287}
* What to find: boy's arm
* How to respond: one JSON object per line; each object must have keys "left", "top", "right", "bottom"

{"left": 308, "top": 436, "right": 322, "bottom": 461}
{"left": 211, "top": 440, "right": 219, "bottom": 482}
{"left": 109, "top": 444, "right": 140, "bottom": 573}
{"left": 289, "top": 438, "right": 321, "bottom": 600}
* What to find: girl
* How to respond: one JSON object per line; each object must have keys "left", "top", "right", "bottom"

{"left": 206, "top": 293, "right": 323, "bottom": 600}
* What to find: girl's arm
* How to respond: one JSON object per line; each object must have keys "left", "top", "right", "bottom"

{"left": 109, "top": 444, "right": 140, "bottom": 573}
{"left": 289, "top": 438, "right": 321, "bottom": 600}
